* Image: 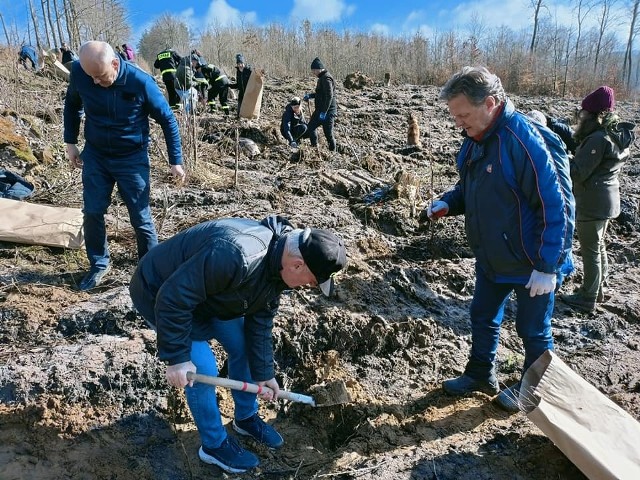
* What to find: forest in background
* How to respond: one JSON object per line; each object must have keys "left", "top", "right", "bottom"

{"left": 2, "top": 0, "right": 640, "bottom": 99}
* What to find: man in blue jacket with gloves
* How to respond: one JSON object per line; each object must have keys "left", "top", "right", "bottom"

{"left": 64, "top": 40, "right": 185, "bottom": 291}
{"left": 129, "top": 215, "right": 347, "bottom": 473}
{"left": 421, "top": 66, "right": 575, "bottom": 412}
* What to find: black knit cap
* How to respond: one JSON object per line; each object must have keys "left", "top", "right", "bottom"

{"left": 236, "top": 53, "right": 245, "bottom": 64}
{"left": 310, "top": 57, "right": 324, "bottom": 70}
{"left": 299, "top": 229, "right": 346, "bottom": 296}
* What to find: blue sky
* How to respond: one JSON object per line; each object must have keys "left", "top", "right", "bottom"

{"left": 128, "top": 0, "right": 631, "bottom": 44}
{"left": 0, "top": 0, "right": 631, "bottom": 45}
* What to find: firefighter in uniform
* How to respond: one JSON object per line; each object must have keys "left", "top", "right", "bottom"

{"left": 154, "top": 48, "right": 182, "bottom": 109}
{"left": 191, "top": 56, "right": 231, "bottom": 115}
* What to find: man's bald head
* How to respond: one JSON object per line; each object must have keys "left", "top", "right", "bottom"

{"left": 79, "top": 41, "right": 119, "bottom": 88}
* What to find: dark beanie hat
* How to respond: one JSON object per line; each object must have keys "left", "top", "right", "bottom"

{"left": 310, "top": 57, "right": 324, "bottom": 70}
{"left": 581, "top": 86, "right": 615, "bottom": 113}
{"left": 299, "top": 228, "right": 347, "bottom": 296}
{"left": 236, "top": 53, "right": 245, "bottom": 64}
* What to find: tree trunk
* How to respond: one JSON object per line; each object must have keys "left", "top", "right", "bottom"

{"left": 529, "top": 0, "right": 544, "bottom": 53}
{"left": 46, "top": 0, "right": 59, "bottom": 47}
{"left": 54, "top": 0, "right": 65, "bottom": 45}
{"left": 623, "top": 0, "right": 639, "bottom": 88}
{"left": 29, "top": 0, "right": 42, "bottom": 49}
{"left": 40, "top": 0, "right": 50, "bottom": 47}
{"left": 0, "top": 13, "right": 10, "bottom": 46}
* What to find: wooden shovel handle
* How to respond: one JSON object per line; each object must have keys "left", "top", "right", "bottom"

{"left": 187, "top": 372, "right": 316, "bottom": 406}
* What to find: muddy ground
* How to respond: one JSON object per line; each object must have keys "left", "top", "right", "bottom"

{"left": 1, "top": 58, "right": 639, "bottom": 479}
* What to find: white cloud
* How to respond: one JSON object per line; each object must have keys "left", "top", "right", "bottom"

{"left": 370, "top": 23, "right": 390, "bottom": 36}
{"left": 204, "top": 0, "right": 258, "bottom": 28}
{"left": 290, "top": 0, "right": 356, "bottom": 23}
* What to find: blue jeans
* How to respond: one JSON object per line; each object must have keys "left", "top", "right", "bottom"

{"left": 464, "top": 267, "right": 555, "bottom": 380}
{"left": 82, "top": 153, "right": 157, "bottom": 270}
{"left": 186, "top": 317, "right": 258, "bottom": 449}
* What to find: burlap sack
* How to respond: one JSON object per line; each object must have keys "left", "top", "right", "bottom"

{"left": 521, "top": 350, "right": 640, "bottom": 480}
{"left": 239, "top": 69, "right": 264, "bottom": 120}
{"left": 0, "top": 198, "right": 84, "bottom": 249}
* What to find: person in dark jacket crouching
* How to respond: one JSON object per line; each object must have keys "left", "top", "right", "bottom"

{"left": 303, "top": 57, "right": 338, "bottom": 151}
{"left": 129, "top": 215, "right": 347, "bottom": 474}
{"left": 421, "top": 66, "right": 575, "bottom": 412}
{"left": 560, "top": 86, "right": 635, "bottom": 312}
{"left": 280, "top": 96, "right": 317, "bottom": 148}
{"left": 64, "top": 41, "right": 185, "bottom": 291}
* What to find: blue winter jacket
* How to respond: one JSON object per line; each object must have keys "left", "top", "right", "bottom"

{"left": 441, "top": 99, "right": 575, "bottom": 283}
{"left": 63, "top": 58, "right": 182, "bottom": 165}
{"left": 129, "top": 216, "right": 293, "bottom": 381}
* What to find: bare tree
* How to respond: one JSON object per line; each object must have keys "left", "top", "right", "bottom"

{"left": 623, "top": 0, "right": 640, "bottom": 88}
{"left": 28, "top": 0, "right": 42, "bottom": 49}
{"left": 529, "top": 0, "right": 548, "bottom": 52}
{"left": 593, "top": 0, "right": 619, "bottom": 74}
{"left": 573, "top": 0, "right": 596, "bottom": 65}
{"left": 138, "top": 14, "right": 191, "bottom": 68}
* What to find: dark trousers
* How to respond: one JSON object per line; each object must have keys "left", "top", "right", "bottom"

{"left": 307, "top": 112, "right": 336, "bottom": 151}
{"left": 207, "top": 83, "right": 230, "bottom": 114}
{"left": 464, "top": 267, "right": 555, "bottom": 380}
{"left": 162, "top": 72, "right": 180, "bottom": 107}
{"left": 82, "top": 153, "right": 158, "bottom": 270}
{"left": 281, "top": 124, "right": 318, "bottom": 146}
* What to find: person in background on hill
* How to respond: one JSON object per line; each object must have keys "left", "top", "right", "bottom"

{"left": 421, "top": 66, "right": 575, "bottom": 412}
{"left": 191, "top": 48, "right": 206, "bottom": 66}
{"left": 129, "top": 215, "right": 347, "bottom": 474}
{"left": 303, "top": 57, "right": 338, "bottom": 151}
{"left": 527, "top": 110, "right": 577, "bottom": 155}
{"left": 64, "top": 41, "right": 185, "bottom": 291}
{"left": 59, "top": 42, "right": 78, "bottom": 69}
{"left": 560, "top": 86, "right": 635, "bottom": 313}
{"left": 229, "top": 53, "right": 253, "bottom": 117}
{"left": 174, "top": 55, "right": 197, "bottom": 113}
{"left": 192, "top": 56, "right": 231, "bottom": 115}
{"left": 154, "top": 47, "right": 182, "bottom": 110}
{"left": 115, "top": 45, "right": 127, "bottom": 61}
{"left": 18, "top": 45, "right": 39, "bottom": 71}
{"left": 280, "top": 96, "right": 317, "bottom": 148}
{"left": 122, "top": 44, "right": 135, "bottom": 62}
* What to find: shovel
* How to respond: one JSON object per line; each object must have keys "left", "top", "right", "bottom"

{"left": 186, "top": 372, "right": 350, "bottom": 407}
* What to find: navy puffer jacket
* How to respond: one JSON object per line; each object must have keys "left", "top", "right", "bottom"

{"left": 441, "top": 99, "right": 575, "bottom": 283}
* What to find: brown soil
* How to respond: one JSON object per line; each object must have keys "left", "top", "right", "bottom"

{"left": 1, "top": 59, "right": 639, "bottom": 480}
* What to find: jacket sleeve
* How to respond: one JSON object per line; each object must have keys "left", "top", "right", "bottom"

{"left": 144, "top": 75, "right": 183, "bottom": 166}
{"left": 243, "top": 298, "right": 280, "bottom": 381}
{"left": 316, "top": 75, "right": 334, "bottom": 113}
{"left": 570, "top": 134, "right": 608, "bottom": 184}
{"left": 512, "top": 129, "right": 571, "bottom": 273}
{"left": 153, "top": 244, "right": 246, "bottom": 365}
{"left": 63, "top": 64, "right": 84, "bottom": 144}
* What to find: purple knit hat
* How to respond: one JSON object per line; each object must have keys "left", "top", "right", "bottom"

{"left": 581, "top": 86, "right": 615, "bottom": 113}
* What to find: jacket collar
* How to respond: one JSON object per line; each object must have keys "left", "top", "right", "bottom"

{"left": 268, "top": 235, "right": 289, "bottom": 290}
{"left": 113, "top": 57, "right": 127, "bottom": 86}
{"left": 473, "top": 98, "right": 513, "bottom": 143}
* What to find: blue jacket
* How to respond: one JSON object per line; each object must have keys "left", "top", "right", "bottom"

{"left": 129, "top": 216, "right": 293, "bottom": 381}
{"left": 441, "top": 99, "right": 575, "bottom": 283}
{"left": 64, "top": 58, "right": 182, "bottom": 165}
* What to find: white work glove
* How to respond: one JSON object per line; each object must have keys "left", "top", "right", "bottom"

{"left": 525, "top": 269, "right": 556, "bottom": 297}
{"left": 419, "top": 200, "right": 449, "bottom": 222}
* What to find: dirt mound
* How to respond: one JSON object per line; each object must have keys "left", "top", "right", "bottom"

{"left": 0, "top": 64, "right": 638, "bottom": 479}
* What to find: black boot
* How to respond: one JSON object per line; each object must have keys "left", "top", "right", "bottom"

{"left": 442, "top": 374, "right": 499, "bottom": 396}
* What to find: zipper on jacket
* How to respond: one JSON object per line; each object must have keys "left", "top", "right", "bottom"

{"left": 502, "top": 232, "right": 522, "bottom": 261}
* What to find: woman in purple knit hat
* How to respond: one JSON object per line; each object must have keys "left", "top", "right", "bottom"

{"left": 560, "top": 86, "right": 635, "bottom": 312}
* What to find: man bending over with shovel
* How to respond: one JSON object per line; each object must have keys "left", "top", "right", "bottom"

{"left": 129, "top": 215, "right": 346, "bottom": 473}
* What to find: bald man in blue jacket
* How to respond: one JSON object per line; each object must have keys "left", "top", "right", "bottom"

{"left": 64, "top": 41, "right": 185, "bottom": 290}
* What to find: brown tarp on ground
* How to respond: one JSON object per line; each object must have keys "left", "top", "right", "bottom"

{"left": 0, "top": 198, "right": 83, "bottom": 249}
{"left": 521, "top": 350, "right": 640, "bottom": 480}
{"left": 239, "top": 69, "right": 264, "bottom": 120}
